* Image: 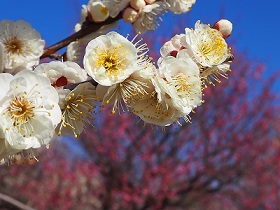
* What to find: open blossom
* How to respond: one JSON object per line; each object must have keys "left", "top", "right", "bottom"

{"left": 128, "top": 58, "right": 201, "bottom": 127}
{"left": 130, "top": 89, "right": 183, "bottom": 127}
{"left": 74, "top": 4, "right": 88, "bottom": 32}
{"left": 182, "top": 20, "right": 230, "bottom": 67}
{"left": 76, "top": 0, "right": 129, "bottom": 25}
{"left": 0, "top": 20, "right": 45, "bottom": 73}
{"left": 0, "top": 70, "right": 61, "bottom": 152}
{"left": 132, "top": 1, "right": 169, "bottom": 34}
{"left": 0, "top": 141, "right": 38, "bottom": 164}
{"left": 166, "top": 0, "right": 196, "bottom": 14}
{"left": 97, "top": 63, "right": 155, "bottom": 114}
{"left": 123, "top": 0, "right": 195, "bottom": 33}
{"left": 155, "top": 55, "right": 202, "bottom": 115}
{"left": 0, "top": 135, "right": 22, "bottom": 162}
{"left": 105, "top": 0, "right": 130, "bottom": 18}
{"left": 88, "top": 1, "right": 109, "bottom": 22}
{"left": 75, "top": 2, "right": 110, "bottom": 30}
{"left": 70, "top": 2, "right": 118, "bottom": 67}
{"left": 34, "top": 61, "right": 88, "bottom": 89}
{"left": 67, "top": 39, "right": 90, "bottom": 67}
{"left": 160, "top": 34, "right": 186, "bottom": 57}
{"left": 84, "top": 31, "right": 148, "bottom": 86}
{"left": 124, "top": 65, "right": 181, "bottom": 126}
{"left": 181, "top": 20, "right": 232, "bottom": 82}
{"left": 68, "top": 22, "right": 118, "bottom": 67}
{"left": 56, "top": 83, "right": 98, "bottom": 138}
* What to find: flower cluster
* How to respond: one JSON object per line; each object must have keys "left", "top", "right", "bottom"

{"left": 91, "top": 20, "right": 233, "bottom": 127}
{"left": 67, "top": 0, "right": 197, "bottom": 66}
{"left": 0, "top": 0, "right": 233, "bottom": 164}
{"left": 75, "top": 0, "right": 196, "bottom": 34}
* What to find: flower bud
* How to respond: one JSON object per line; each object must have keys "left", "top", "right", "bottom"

{"left": 130, "top": 0, "right": 146, "bottom": 10}
{"left": 88, "top": 1, "right": 109, "bottom": 23}
{"left": 123, "top": 7, "right": 138, "bottom": 23}
{"left": 212, "top": 19, "right": 233, "bottom": 39}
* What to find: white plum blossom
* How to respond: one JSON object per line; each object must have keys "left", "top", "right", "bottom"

{"left": 88, "top": 1, "right": 109, "bottom": 22}
{"left": 0, "top": 138, "right": 19, "bottom": 162}
{"left": 67, "top": 40, "right": 87, "bottom": 67}
{"left": 34, "top": 61, "right": 89, "bottom": 111}
{"left": 56, "top": 82, "right": 98, "bottom": 138}
{"left": 0, "top": 141, "right": 39, "bottom": 164}
{"left": 132, "top": 2, "right": 169, "bottom": 34}
{"left": 77, "top": 0, "right": 129, "bottom": 22}
{"left": 160, "top": 34, "right": 186, "bottom": 57}
{"left": 128, "top": 58, "right": 201, "bottom": 127}
{"left": 75, "top": 4, "right": 88, "bottom": 32}
{"left": 182, "top": 20, "right": 230, "bottom": 67}
{"left": 199, "top": 61, "right": 231, "bottom": 83}
{"left": 122, "top": 1, "right": 195, "bottom": 34}
{"left": 0, "top": 70, "right": 61, "bottom": 152}
{"left": 166, "top": 0, "right": 196, "bottom": 14}
{"left": 130, "top": 88, "right": 183, "bottom": 127}
{"left": 105, "top": 0, "right": 130, "bottom": 18}
{"left": 181, "top": 20, "right": 232, "bottom": 83}
{"left": 0, "top": 20, "right": 45, "bottom": 73}
{"left": 83, "top": 31, "right": 148, "bottom": 86}
{"left": 155, "top": 55, "right": 202, "bottom": 115}
{"left": 67, "top": 22, "right": 118, "bottom": 67}
{"left": 34, "top": 61, "right": 88, "bottom": 89}
{"left": 97, "top": 63, "right": 155, "bottom": 114}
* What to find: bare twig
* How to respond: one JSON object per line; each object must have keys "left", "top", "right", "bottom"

{"left": 63, "top": 78, "right": 98, "bottom": 90}
{"left": 0, "top": 193, "right": 36, "bottom": 210}
{"left": 41, "top": 13, "right": 123, "bottom": 59}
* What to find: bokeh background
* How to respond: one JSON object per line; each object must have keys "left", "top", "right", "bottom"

{"left": 0, "top": 0, "right": 279, "bottom": 209}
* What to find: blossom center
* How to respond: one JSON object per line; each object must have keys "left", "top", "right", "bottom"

{"left": 198, "top": 29, "right": 227, "bottom": 64}
{"left": 7, "top": 96, "right": 35, "bottom": 126}
{"left": 5, "top": 37, "right": 23, "bottom": 54}
{"left": 96, "top": 46, "right": 126, "bottom": 78}
{"left": 170, "top": 50, "right": 178, "bottom": 57}
{"left": 53, "top": 76, "right": 68, "bottom": 87}
{"left": 58, "top": 85, "right": 96, "bottom": 138}
{"left": 170, "top": 73, "right": 192, "bottom": 95}
{"left": 100, "top": 6, "right": 108, "bottom": 15}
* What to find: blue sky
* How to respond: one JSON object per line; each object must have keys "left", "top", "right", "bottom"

{"left": 0, "top": 0, "right": 279, "bottom": 76}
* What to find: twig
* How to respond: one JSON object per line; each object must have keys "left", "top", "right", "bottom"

{"left": 63, "top": 78, "right": 98, "bottom": 90}
{"left": 41, "top": 13, "right": 123, "bottom": 59}
{"left": 0, "top": 192, "right": 36, "bottom": 210}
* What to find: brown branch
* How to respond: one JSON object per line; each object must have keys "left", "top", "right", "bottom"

{"left": 0, "top": 192, "right": 36, "bottom": 210}
{"left": 40, "top": 13, "right": 123, "bottom": 59}
{"left": 63, "top": 78, "right": 98, "bottom": 90}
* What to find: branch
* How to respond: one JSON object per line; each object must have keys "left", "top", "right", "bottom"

{"left": 0, "top": 193, "right": 36, "bottom": 210}
{"left": 41, "top": 13, "right": 123, "bottom": 59}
